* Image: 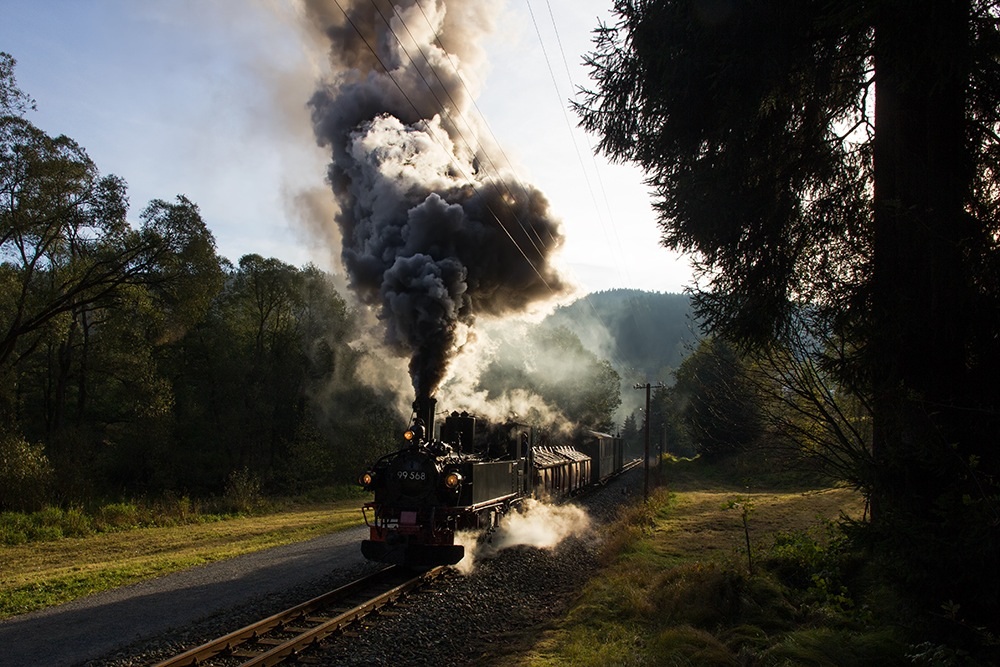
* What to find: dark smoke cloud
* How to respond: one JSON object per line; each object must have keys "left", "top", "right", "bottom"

{"left": 302, "top": 0, "right": 569, "bottom": 397}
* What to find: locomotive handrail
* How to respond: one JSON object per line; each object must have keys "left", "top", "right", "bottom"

{"left": 461, "top": 492, "right": 519, "bottom": 513}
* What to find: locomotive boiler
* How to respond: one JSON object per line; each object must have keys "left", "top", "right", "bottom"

{"left": 358, "top": 396, "right": 624, "bottom": 566}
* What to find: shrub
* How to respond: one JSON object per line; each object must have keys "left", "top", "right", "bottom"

{"left": 61, "top": 507, "right": 93, "bottom": 538}
{"left": 0, "top": 433, "right": 53, "bottom": 511}
{"left": 95, "top": 502, "right": 142, "bottom": 531}
{"left": 152, "top": 492, "right": 196, "bottom": 525}
{"left": 0, "top": 506, "right": 94, "bottom": 544}
{"left": 222, "top": 467, "right": 264, "bottom": 514}
{"left": 0, "top": 512, "right": 29, "bottom": 545}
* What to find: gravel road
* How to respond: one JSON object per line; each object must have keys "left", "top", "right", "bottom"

{"left": 0, "top": 525, "right": 380, "bottom": 667}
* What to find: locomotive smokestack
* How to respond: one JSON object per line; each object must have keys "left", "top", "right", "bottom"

{"left": 413, "top": 395, "right": 437, "bottom": 441}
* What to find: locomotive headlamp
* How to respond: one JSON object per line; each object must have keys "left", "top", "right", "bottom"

{"left": 404, "top": 430, "right": 414, "bottom": 441}
{"left": 443, "top": 471, "right": 463, "bottom": 490}
{"left": 359, "top": 471, "right": 375, "bottom": 488}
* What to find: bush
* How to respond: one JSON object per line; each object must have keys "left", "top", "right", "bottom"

{"left": 222, "top": 467, "right": 264, "bottom": 514}
{"left": 0, "top": 433, "right": 53, "bottom": 511}
{"left": 60, "top": 507, "right": 93, "bottom": 537}
{"left": 151, "top": 492, "right": 196, "bottom": 526}
{"left": 95, "top": 502, "right": 143, "bottom": 531}
{"left": 0, "top": 512, "right": 29, "bottom": 545}
{"left": 0, "top": 506, "right": 94, "bottom": 545}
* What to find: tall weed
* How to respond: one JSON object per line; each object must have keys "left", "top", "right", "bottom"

{"left": 95, "top": 502, "right": 143, "bottom": 531}
{"left": 0, "top": 433, "right": 53, "bottom": 511}
{"left": 222, "top": 467, "right": 264, "bottom": 514}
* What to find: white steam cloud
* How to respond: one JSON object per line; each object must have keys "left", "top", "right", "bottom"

{"left": 453, "top": 499, "right": 592, "bottom": 575}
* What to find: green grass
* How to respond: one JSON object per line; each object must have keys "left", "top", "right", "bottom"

{"left": 0, "top": 483, "right": 370, "bottom": 547}
{"left": 0, "top": 499, "right": 366, "bottom": 618}
{"left": 511, "top": 460, "right": 912, "bottom": 667}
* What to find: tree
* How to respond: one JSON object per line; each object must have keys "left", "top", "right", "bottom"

{"left": 748, "top": 317, "right": 873, "bottom": 488}
{"left": 0, "top": 53, "right": 406, "bottom": 500}
{"left": 620, "top": 411, "right": 641, "bottom": 457}
{"left": 139, "top": 196, "right": 225, "bottom": 343}
{"left": 0, "top": 53, "right": 34, "bottom": 117}
{"left": 163, "top": 257, "right": 388, "bottom": 491}
{"left": 0, "top": 113, "right": 135, "bottom": 370}
{"left": 0, "top": 58, "right": 210, "bottom": 381}
{"left": 672, "top": 338, "right": 763, "bottom": 461}
{"left": 576, "top": 0, "right": 1000, "bottom": 631}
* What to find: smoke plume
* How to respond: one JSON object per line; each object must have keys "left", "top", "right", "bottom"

{"left": 302, "top": 0, "right": 570, "bottom": 398}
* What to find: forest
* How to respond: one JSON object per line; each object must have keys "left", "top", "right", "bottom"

{"left": 0, "top": 52, "right": 628, "bottom": 510}
{"left": 544, "top": 288, "right": 698, "bottom": 380}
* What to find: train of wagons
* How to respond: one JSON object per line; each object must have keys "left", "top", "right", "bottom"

{"left": 358, "top": 397, "right": 625, "bottom": 566}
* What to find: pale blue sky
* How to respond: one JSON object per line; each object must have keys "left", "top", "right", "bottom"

{"left": 1, "top": 0, "right": 693, "bottom": 298}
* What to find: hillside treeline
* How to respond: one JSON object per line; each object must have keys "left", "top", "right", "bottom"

{"left": 0, "top": 55, "right": 407, "bottom": 509}
{"left": 545, "top": 289, "right": 697, "bottom": 381}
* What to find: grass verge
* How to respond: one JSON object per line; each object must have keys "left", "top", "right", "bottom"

{"left": 512, "top": 459, "right": 918, "bottom": 666}
{"left": 0, "top": 501, "right": 364, "bottom": 619}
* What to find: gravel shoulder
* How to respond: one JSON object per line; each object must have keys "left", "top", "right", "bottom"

{"left": 311, "top": 468, "right": 643, "bottom": 667}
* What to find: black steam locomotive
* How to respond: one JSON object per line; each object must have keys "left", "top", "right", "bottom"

{"left": 358, "top": 397, "right": 624, "bottom": 566}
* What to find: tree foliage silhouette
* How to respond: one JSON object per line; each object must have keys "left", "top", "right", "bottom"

{"left": 576, "top": 0, "right": 1000, "bottom": 631}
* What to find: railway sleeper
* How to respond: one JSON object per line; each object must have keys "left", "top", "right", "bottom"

{"left": 232, "top": 649, "right": 266, "bottom": 659}
{"left": 255, "top": 638, "right": 285, "bottom": 647}
{"left": 284, "top": 625, "right": 318, "bottom": 634}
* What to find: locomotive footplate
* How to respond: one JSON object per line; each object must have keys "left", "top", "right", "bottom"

{"left": 362, "top": 539, "right": 465, "bottom": 566}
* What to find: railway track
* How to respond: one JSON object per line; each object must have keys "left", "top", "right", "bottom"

{"left": 153, "top": 564, "right": 448, "bottom": 667}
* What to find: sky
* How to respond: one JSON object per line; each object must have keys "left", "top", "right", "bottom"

{"left": 0, "top": 0, "right": 694, "bottom": 299}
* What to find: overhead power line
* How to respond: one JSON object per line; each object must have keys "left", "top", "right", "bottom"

{"left": 329, "top": 0, "right": 556, "bottom": 291}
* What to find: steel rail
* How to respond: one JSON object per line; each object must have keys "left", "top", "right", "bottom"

{"left": 152, "top": 564, "right": 447, "bottom": 667}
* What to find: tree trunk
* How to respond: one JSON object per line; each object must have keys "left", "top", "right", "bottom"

{"left": 871, "top": 0, "right": 972, "bottom": 519}
{"left": 867, "top": 1, "right": 1000, "bottom": 625}
{"left": 76, "top": 307, "right": 91, "bottom": 426}
{"left": 51, "top": 316, "right": 79, "bottom": 437}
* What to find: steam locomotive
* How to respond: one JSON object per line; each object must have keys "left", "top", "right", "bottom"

{"left": 358, "top": 397, "right": 624, "bottom": 566}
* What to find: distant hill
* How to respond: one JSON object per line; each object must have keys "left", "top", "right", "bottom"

{"left": 543, "top": 289, "right": 702, "bottom": 384}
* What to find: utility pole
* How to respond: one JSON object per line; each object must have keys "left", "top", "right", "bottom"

{"left": 634, "top": 382, "right": 665, "bottom": 501}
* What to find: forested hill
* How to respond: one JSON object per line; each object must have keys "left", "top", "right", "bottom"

{"left": 543, "top": 289, "right": 701, "bottom": 381}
